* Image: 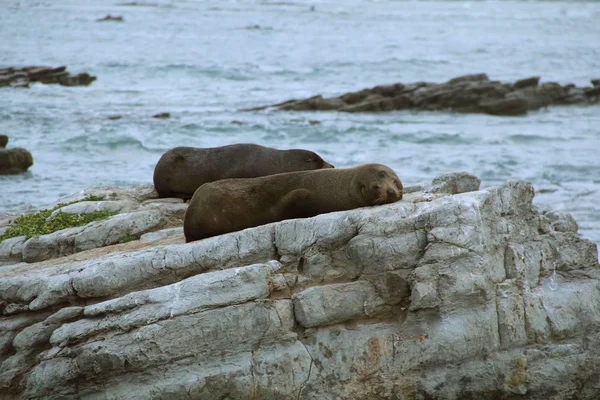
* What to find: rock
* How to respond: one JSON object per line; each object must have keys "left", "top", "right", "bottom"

{"left": 0, "top": 142, "right": 34, "bottom": 175}
{"left": 247, "top": 74, "right": 600, "bottom": 116}
{"left": 513, "top": 76, "right": 540, "bottom": 89}
{"left": 0, "top": 135, "right": 7, "bottom": 148}
{"left": 591, "top": 79, "right": 600, "bottom": 87}
{"left": 0, "top": 174, "right": 599, "bottom": 399}
{"left": 117, "top": 1, "right": 159, "bottom": 6}
{"left": 152, "top": 112, "right": 170, "bottom": 119}
{"left": 0, "top": 66, "right": 96, "bottom": 88}
{"left": 585, "top": 86, "right": 600, "bottom": 98}
{"left": 96, "top": 15, "right": 124, "bottom": 22}
{"left": 107, "top": 115, "right": 123, "bottom": 120}
{"left": 479, "top": 97, "right": 529, "bottom": 116}
{"left": 48, "top": 200, "right": 138, "bottom": 218}
{"left": 139, "top": 227, "right": 183, "bottom": 242}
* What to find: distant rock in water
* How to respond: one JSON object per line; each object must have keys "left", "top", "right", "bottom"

{"left": 96, "top": 14, "right": 124, "bottom": 22}
{"left": 152, "top": 112, "right": 170, "bottom": 119}
{"left": 108, "top": 115, "right": 123, "bottom": 120}
{"left": 0, "top": 66, "right": 96, "bottom": 89}
{"left": 244, "top": 73, "right": 600, "bottom": 116}
{"left": 0, "top": 136, "right": 33, "bottom": 175}
{"left": 117, "top": 1, "right": 159, "bottom": 6}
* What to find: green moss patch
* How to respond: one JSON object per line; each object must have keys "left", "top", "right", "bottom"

{"left": 0, "top": 196, "right": 116, "bottom": 243}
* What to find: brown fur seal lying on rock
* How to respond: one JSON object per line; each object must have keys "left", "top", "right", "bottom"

{"left": 153, "top": 144, "right": 334, "bottom": 199}
{"left": 184, "top": 163, "right": 403, "bottom": 242}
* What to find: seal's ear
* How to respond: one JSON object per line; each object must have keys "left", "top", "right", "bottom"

{"left": 359, "top": 182, "right": 369, "bottom": 198}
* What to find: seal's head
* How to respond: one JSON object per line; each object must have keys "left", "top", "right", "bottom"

{"left": 357, "top": 164, "right": 403, "bottom": 205}
{"left": 285, "top": 149, "right": 334, "bottom": 170}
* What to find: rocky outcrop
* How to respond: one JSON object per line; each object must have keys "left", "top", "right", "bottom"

{"left": 245, "top": 74, "right": 600, "bottom": 116}
{"left": 0, "top": 173, "right": 599, "bottom": 399}
{"left": 0, "top": 186, "right": 185, "bottom": 265}
{"left": 0, "top": 66, "right": 96, "bottom": 89}
{"left": 0, "top": 136, "right": 33, "bottom": 175}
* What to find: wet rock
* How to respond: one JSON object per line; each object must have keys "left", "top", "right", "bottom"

{"left": 0, "top": 66, "right": 96, "bottom": 88}
{"left": 96, "top": 15, "right": 124, "bottom": 22}
{"left": 0, "top": 137, "right": 33, "bottom": 174}
{"left": 479, "top": 97, "right": 529, "bottom": 116}
{"left": 591, "top": 79, "right": 600, "bottom": 87}
{"left": 0, "top": 174, "right": 599, "bottom": 399}
{"left": 107, "top": 115, "right": 123, "bottom": 120}
{"left": 247, "top": 74, "right": 600, "bottom": 116}
{"left": 152, "top": 112, "right": 170, "bottom": 119}
{"left": 513, "top": 76, "right": 540, "bottom": 89}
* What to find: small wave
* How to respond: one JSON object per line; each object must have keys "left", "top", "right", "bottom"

{"left": 63, "top": 135, "right": 154, "bottom": 153}
{"left": 409, "top": 133, "right": 472, "bottom": 145}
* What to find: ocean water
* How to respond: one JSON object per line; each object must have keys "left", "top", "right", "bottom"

{"left": 1, "top": 0, "right": 599, "bottom": 249}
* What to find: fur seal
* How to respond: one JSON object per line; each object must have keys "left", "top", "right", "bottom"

{"left": 184, "top": 163, "right": 402, "bottom": 242}
{"left": 153, "top": 144, "right": 334, "bottom": 199}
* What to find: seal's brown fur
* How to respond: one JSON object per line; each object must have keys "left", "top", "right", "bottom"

{"left": 153, "top": 144, "right": 334, "bottom": 199}
{"left": 184, "top": 163, "right": 403, "bottom": 242}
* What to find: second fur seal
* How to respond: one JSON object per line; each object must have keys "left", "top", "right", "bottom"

{"left": 153, "top": 144, "right": 334, "bottom": 199}
{"left": 184, "top": 163, "right": 403, "bottom": 242}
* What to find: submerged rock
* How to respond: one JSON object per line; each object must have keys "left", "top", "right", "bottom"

{"left": 245, "top": 73, "right": 600, "bottom": 116}
{"left": 0, "top": 174, "right": 599, "bottom": 399}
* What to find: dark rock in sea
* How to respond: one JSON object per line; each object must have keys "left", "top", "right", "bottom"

{"left": 0, "top": 66, "right": 96, "bottom": 89}
{"left": 230, "top": 120, "right": 243, "bottom": 125}
{"left": 585, "top": 86, "right": 600, "bottom": 98}
{"left": 152, "top": 112, "right": 170, "bottom": 119}
{"left": 0, "top": 136, "right": 33, "bottom": 175}
{"left": 108, "top": 115, "right": 123, "bottom": 120}
{"left": 245, "top": 73, "right": 600, "bottom": 117}
{"left": 97, "top": 14, "right": 124, "bottom": 22}
{"left": 591, "top": 79, "right": 600, "bottom": 87}
{"left": 513, "top": 76, "right": 540, "bottom": 89}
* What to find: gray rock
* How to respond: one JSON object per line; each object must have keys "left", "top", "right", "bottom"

{"left": 139, "top": 227, "right": 183, "bottom": 242}
{"left": 0, "top": 173, "right": 599, "bottom": 399}
{"left": 21, "top": 209, "right": 182, "bottom": 263}
{"left": 48, "top": 200, "right": 138, "bottom": 218}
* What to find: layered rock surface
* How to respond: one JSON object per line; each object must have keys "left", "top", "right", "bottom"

{"left": 245, "top": 73, "right": 600, "bottom": 116}
{"left": 1, "top": 173, "right": 599, "bottom": 399}
{"left": 0, "top": 185, "right": 185, "bottom": 265}
{"left": 0, "top": 66, "right": 96, "bottom": 89}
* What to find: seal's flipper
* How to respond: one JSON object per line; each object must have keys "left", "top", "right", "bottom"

{"left": 276, "top": 189, "right": 314, "bottom": 219}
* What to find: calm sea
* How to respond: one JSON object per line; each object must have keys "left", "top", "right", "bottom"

{"left": 1, "top": 0, "right": 599, "bottom": 249}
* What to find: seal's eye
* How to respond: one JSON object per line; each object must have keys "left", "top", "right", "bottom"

{"left": 306, "top": 159, "right": 314, "bottom": 163}
{"left": 373, "top": 184, "right": 381, "bottom": 189}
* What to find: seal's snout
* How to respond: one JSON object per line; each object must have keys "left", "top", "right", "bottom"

{"left": 386, "top": 187, "right": 402, "bottom": 202}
